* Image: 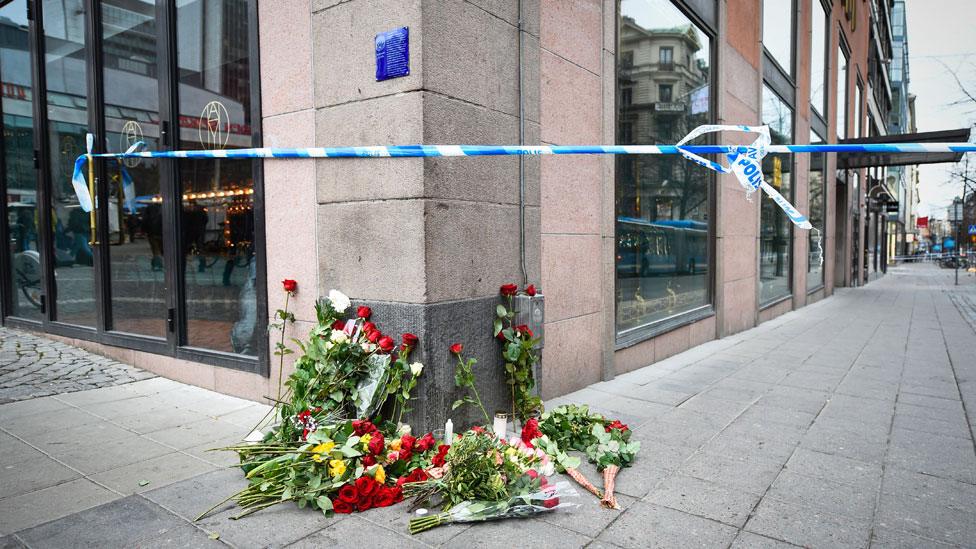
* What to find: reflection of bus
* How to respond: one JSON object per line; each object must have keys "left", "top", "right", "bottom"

{"left": 616, "top": 217, "right": 708, "bottom": 277}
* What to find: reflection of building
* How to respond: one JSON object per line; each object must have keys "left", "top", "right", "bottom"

{"left": 617, "top": 17, "right": 709, "bottom": 225}
{"left": 885, "top": 0, "right": 918, "bottom": 258}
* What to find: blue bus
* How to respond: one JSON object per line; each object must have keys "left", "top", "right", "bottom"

{"left": 616, "top": 217, "right": 708, "bottom": 278}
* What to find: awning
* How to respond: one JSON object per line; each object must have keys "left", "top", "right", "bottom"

{"left": 837, "top": 128, "right": 972, "bottom": 169}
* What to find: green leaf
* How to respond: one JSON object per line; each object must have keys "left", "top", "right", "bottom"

{"left": 282, "top": 487, "right": 293, "bottom": 501}
{"left": 496, "top": 304, "right": 507, "bottom": 317}
{"left": 493, "top": 319, "right": 503, "bottom": 336}
{"left": 316, "top": 495, "right": 333, "bottom": 512}
{"left": 452, "top": 399, "right": 465, "bottom": 410}
{"left": 138, "top": 480, "right": 150, "bottom": 487}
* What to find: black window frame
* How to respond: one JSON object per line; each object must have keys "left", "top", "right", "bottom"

{"left": 0, "top": 0, "right": 269, "bottom": 376}
{"left": 810, "top": 0, "right": 830, "bottom": 137}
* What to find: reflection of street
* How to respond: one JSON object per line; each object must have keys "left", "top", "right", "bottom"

{"left": 616, "top": 272, "right": 707, "bottom": 328}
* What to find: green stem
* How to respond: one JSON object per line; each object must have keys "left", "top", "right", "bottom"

{"left": 276, "top": 291, "right": 291, "bottom": 404}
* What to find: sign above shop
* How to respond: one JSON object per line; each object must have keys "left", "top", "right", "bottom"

{"left": 375, "top": 27, "right": 409, "bottom": 81}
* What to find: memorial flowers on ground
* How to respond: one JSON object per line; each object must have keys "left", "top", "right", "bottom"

{"left": 199, "top": 280, "right": 640, "bottom": 534}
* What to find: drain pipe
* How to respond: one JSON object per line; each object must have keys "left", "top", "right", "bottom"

{"left": 517, "top": 0, "right": 527, "bottom": 286}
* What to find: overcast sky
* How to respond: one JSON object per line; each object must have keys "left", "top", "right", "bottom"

{"left": 906, "top": 0, "right": 976, "bottom": 218}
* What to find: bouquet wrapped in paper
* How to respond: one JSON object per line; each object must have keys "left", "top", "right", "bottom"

{"left": 408, "top": 480, "right": 578, "bottom": 534}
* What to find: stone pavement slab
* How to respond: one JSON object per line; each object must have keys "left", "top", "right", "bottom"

{"left": 1, "top": 263, "right": 975, "bottom": 547}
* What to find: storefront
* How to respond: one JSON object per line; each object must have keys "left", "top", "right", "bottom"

{"left": 0, "top": 0, "right": 267, "bottom": 374}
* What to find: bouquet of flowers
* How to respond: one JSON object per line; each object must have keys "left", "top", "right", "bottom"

{"left": 408, "top": 478, "right": 577, "bottom": 534}
{"left": 402, "top": 429, "right": 572, "bottom": 533}
{"left": 524, "top": 404, "right": 639, "bottom": 509}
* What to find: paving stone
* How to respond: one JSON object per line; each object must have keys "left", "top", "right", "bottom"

{"left": 0, "top": 454, "right": 81, "bottom": 499}
{"left": 798, "top": 423, "right": 889, "bottom": 463}
{"left": 144, "top": 468, "right": 248, "bottom": 522}
{"left": 765, "top": 469, "right": 876, "bottom": 520}
{"left": 644, "top": 474, "right": 762, "bottom": 527}
{"left": 89, "top": 451, "right": 216, "bottom": 495}
{"left": 356, "top": 495, "right": 473, "bottom": 547}
{"left": 596, "top": 501, "right": 737, "bottom": 549}
{"left": 288, "top": 514, "right": 423, "bottom": 548}
{"left": 47, "top": 433, "right": 176, "bottom": 475}
{"left": 0, "top": 478, "right": 118, "bottom": 534}
{"left": 896, "top": 392, "right": 964, "bottom": 412}
{"left": 744, "top": 497, "right": 871, "bottom": 549}
{"left": 442, "top": 517, "right": 591, "bottom": 548}
{"left": 869, "top": 526, "right": 956, "bottom": 548}
{"left": 196, "top": 495, "right": 339, "bottom": 548}
{"left": 678, "top": 451, "right": 784, "bottom": 494}
{"left": 14, "top": 495, "right": 218, "bottom": 548}
{"left": 729, "top": 531, "right": 800, "bottom": 548}
{"left": 875, "top": 491, "right": 976, "bottom": 547}
{"left": 891, "top": 412, "right": 972, "bottom": 440}
{"left": 144, "top": 418, "right": 245, "bottom": 450}
{"left": 537, "top": 488, "right": 638, "bottom": 536}
{"left": 881, "top": 465, "right": 976, "bottom": 513}
{"left": 783, "top": 448, "right": 882, "bottom": 492}
{"left": 886, "top": 427, "right": 976, "bottom": 484}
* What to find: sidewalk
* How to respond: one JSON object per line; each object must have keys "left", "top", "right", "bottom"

{"left": 1, "top": 263, "right": 974, "bottom": 548}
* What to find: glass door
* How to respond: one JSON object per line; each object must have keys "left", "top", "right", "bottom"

{"left": 1, "top": 0, "right": 43, "bottom": 322}
{"left": 99, "top": 0, "right": 168, "bottom": 339}
{"left": 43, "top": 0, "right": 97, "bottom": 328}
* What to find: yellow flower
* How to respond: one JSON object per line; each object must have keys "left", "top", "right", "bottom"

{"left": 389, "top": 439, "right": 402, "bottom": 451}
{"left": 505, "top": 447, "right": 517, "bottom": 457}
{"left": 328, "top": 459, "right": 347, "bottom": 478}
{"left": 374, "top": 465, "right": 386, "bottom": 484}
{"left": 360, "top": 433, "right": 372, "bottom": 450}
{"left": 310, "top": 441, "right": 335, "bottom": 463}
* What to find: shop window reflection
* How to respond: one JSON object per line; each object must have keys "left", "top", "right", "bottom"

{"left": 2, "top": 0, "right": 43, "bottom": 320}
{"left": 177, "top": 0, "right": 258, "bottom": 356}
{"left": 807, "top": 131, "right": 825, "bottom": 291}
{"left": 759, "top": 85, "right": 793, "bottom": 304}
{"left": 615, "top": 0, "right": 712, "bottom": 336}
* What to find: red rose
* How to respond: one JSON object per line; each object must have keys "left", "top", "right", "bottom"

{"left": 355, "top": 476, "right": 378, "bottom": 498}
{"left": 282, "top": 279, "right": 297, "bottom": 293}
{"left": 521, "top": 417, "right": 542, "bottom": 447}
{"left": 333, "top": 499, "right": 353, "bottom": 514}
{"left": 416, "top": 433, "right": 435, "bottom": 452}
{"left": 496, "top": 330, "right": 506, "bottom": 341}
{"left": 352, "top": 419, "right": 376, "bottom": 436}
{"left": 543, "top": 496, "right": 559, "bottom": 508}
{"left": 366, "top": 330, "right": 380, "bottom": 343}
{"left": 500, "top": 283, "right": 518, "bottom": 296}
{"left": 605, "top": 419, "right": 629, "bottom": 433}
{"left": 372, "top": 487, "right": 397, "bottom": 508}
{"left": 362, "top": 321, "right": 377, "bottom": 335}
{"left": 361, "top": 454, "right": 376, "bottom": 467}
{"left": 450, "top": 343, "right": 463, "bottom": 355}
{"left": 407, "top": 468, "right": 429, "bottom": 483}
{"left": 391, "top": 485, "right": 404, "bottom": 503}
{"left": 525, "top": 284, "right": 537, "bottom": 296}
{"left": 402, "top": 333, "right": 419, "bottom": 347}
{"left": 356, "top": 306, "right": 372, "bottom": 319}
{"left": 378, "top": 336, "right": 395, "bottom": 353}
{"left": 539, "top": 475, "right": 549, "bottom": 487}
{"left": 401, "top": 434, "right": 416, "bottom": 452}
{"left": 356, "top": 498, "right": 373, "bottom": 512}
{"left": 397, "top": 448, "right": 413, "bottom": 462}
{"left": 368, "top": 432, "right": 385, "bottom": 455}
{"left": 431, "top": 444, "right": 450, "bottom": 467}
{"left": 332, "top": 320, "right": 345, "bottom": 331}
{"left": 525, "top": 469, "right": 539, "bottom": 480}
{"left": 337, "top": 484, "right": 358, "bottom": 504}
{"left": 516, "top": 324, "right": 533, "bottom": 338}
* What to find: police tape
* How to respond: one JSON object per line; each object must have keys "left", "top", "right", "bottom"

{"left": 72, "top": 124, "right": 976, "bottom": 234}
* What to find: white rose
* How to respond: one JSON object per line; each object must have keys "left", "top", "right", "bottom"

{"left": 410, "top": 362, "right": 424, "bottom": 377}
{"left": 327, "top": 289, "right": 350, "bottom": 313}
{"left": 330, "top": 330, "right": 348, "bottom": 344}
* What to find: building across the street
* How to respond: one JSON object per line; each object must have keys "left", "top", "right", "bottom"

{"left": 0, "top": 0, "right": 965, "bottom": 425}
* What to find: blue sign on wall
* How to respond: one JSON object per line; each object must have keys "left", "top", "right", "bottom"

{"left": 376, "top": 27, "right": 409, "bottom": 81}
{"left": 969, "top": 224, "right": 976, "bottom": 235}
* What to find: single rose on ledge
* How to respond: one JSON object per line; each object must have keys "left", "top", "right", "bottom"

{"left": 525, "top": 284, "right": 537, "bottom": 296}
{"left": 377, "top": 336, "right": 395, "bottom": 353}
{"left": 282, "top": 279, "right": 298, "bottom": 293}
{"left": 357, "top": 306, "right": 372, "bottom": 319}
{"left": 500, "top": 283, "right": 518, "bottom": 296}
{"left": 450, "top": 343, "right": 463, "bottom": 354}
{"left": 402, "top": 332, "right": 419, "bottom": 348}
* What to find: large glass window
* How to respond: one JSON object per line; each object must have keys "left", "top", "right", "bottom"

{"left": 855, "top": 81, "right": 863, "bottom": 138}
{"left": 837, "top": 44, "right": 848, "bottom": 139}
{"left": 616, "top": 0, "right": 712, "bottom": 337}
{"left": 1, "top": 0, "right": 42, "bottom": 320}
{"left": 101, "top": 0, "right": 166, "bottom": 338}
{"left": 807, "top": 130, "right": 825, "bottom": 291}
{"left": 177, "top": 0, "right": 259, "bottom": 356}
{"left": 762, "top": 0, "right": 793, "bottom": 75}
{"left": 810, "top": 1, "right": 827, "bottom": 118}
{"left": 760, "top": 85, "right": 793, "bottom": 304}
{"left": 44, "top": 0, "right": 94, "bottom": 327}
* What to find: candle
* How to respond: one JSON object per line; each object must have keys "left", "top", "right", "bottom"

{"left": 493, "top": 412, "right": 508, "bottom": 437}
{"left": 444, "top": 419, "right": 453, "bottom": 444}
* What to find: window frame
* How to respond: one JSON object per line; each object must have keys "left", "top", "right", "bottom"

{"left": 758, "top": 83, "right": 796, "bottom": 308}
{"left": 613, "top": 0, "right": 719, "bottom": 349}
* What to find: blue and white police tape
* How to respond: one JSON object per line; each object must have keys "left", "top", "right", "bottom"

{"left": 71, "top": 124, "right": 976, "bottom": 232}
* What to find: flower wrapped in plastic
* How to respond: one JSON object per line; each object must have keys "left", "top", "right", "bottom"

{"left": 408, "top": 480, "right": 578, "bottom": 534}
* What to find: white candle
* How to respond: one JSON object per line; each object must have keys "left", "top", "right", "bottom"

{"left": 444, "top": 419, "right": 453, "bottom": 444}
{"left": 492, "top": 412, "right": 508, "bottom": 437}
